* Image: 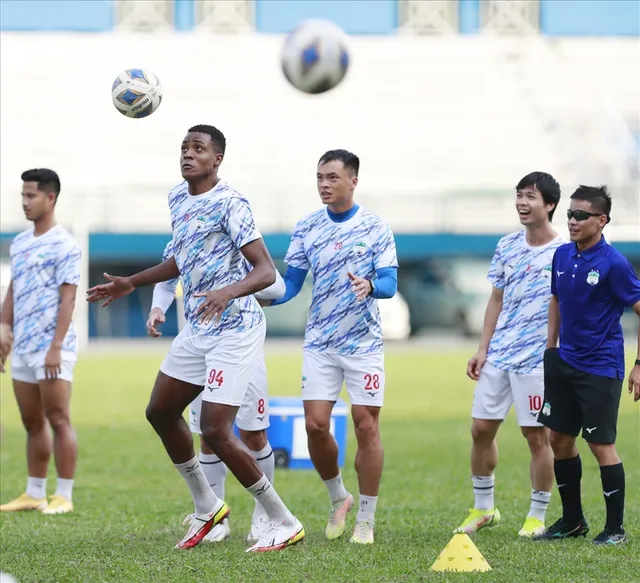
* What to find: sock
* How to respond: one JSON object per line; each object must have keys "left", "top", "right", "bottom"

{"left": 26, "top": 477, "right": 47, "bottom": 500}
{"left": 324, "top": 471, "right": 348, "bottom": 503}
{"left": 247, "top": 474, "right": 294, "bottom": 523}
{"left": 251, "top": 444, "right": 275, "bottom": 519}
{"left": 252, "top": 444, "right": 275, "bottom": 485}
{"left": 175, "top": 456, "right": 219, "bottom": 516}
{"left": 554, "top": 455, "right": 584, "bottom": 523}
{"left": 356, "top": 494, "right": 378, "bottom": 523}
{"left": 199, "top": 452, "right": 227, "bottom": 501}
{"left": 528, "top": 489, "right": 552, "bottom": 522}
{"left": 54, "top": 478, "right": 74, "bottom": 501}
{"left": 600, "top": 463, "right": 625, "bottom": 533}
{"left": 472, "top": 475, "right": 495, "bottom": 511}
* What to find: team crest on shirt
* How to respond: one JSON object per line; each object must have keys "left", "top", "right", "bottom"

{"left": 586, "top": 269, "right": 600, "bottom": 286}
{"left": 195, "top": 215, "right": 207, "bottom": 230}
{"left": 353, "top": 242, "right": 367, "bottom": 255}
{"left": 301, "top": 375, "right": 307, "bottom": 390}
{"left": 542, "top": 264, "right": 552, "bottom": 277}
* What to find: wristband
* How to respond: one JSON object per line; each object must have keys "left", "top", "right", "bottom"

{"left": 635, "top": 359, "right": 640, "bottom": 367}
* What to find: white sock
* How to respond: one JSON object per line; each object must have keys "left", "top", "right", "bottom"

{"left": 252, "top": 443, "right": 275, "bottom": 485}
{"left": 199, "top": 452, "right": 227, "bottom": 501}
{"left": 356, "top": 494, "right": 378, "bottom": 523}
{"left": 175, "top": 456, "right": 220, "bottom": 515}
{"left": 324, "top": 471, "right": 348, "bottom": 503}
{"left": 26, "top": 477, "right": 46, "bottom": 500}
{"left": 251, "top": 444, "right": 275, "bottom": 519}
{"left": 54, "top": 478, "right": 74, "bottom": 501}
{"left": 529, "top": 489, "right": 551, "bottom": 522}
{"left": 472, "top": 475, "right": 495, "bottom": 511}
{"left": 247, "top": 474, "right": 294, "bottom": 523}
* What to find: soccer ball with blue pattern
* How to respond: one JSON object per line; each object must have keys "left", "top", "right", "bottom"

{"left": 281, "top": 20, "right": 350, "bottom": 95}
{"left": 111, "top": 68, "right": 163, "bottom": 118}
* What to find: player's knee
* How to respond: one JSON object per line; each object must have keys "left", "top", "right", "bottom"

{"left": 305, "top": 415, "right": 331, "bottom": 439}
{"left": 471, "top": 419, "right": 498, "bottom": 443}
{"left": 45, "top": 408, "right": 71, "bottom": 432}
{"left": 240, "top": 429, "right": 267, "bottom": 452}
{"left": 200, "top": 422, "right": 232, "bottom": 452}
{"left": 353, "top": 414, "right": 379, "bottom": 444}
{"left": 588, "top": 442, "right": 620, "bottom": 466}
{"left": 522, "top": 426, "right": 550, "bottom": 454}
{"left": 144, "top": 400, "right": 172, "bottom": 430}
{"left": 21, "top": 412, "right": 47, "bottom": 434}
{"left": 548, "top": 430, "right": 575, "bottom": 457}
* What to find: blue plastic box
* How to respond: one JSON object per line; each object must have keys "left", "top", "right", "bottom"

{"left": 266, "top": 397, "right": 349, "bottom": 470}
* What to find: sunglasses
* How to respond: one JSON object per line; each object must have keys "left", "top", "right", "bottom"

{"left": 566, "top": 209, "right": 605, "bottom": 221}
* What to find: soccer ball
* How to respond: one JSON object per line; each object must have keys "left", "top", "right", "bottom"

{"left": 111, "top": 68, "right": 163, "bottom": 118}
{"left": 281, "top": 19, "right": 350, "bottom": 95}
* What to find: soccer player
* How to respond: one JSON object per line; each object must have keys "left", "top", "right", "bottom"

{"left": 147, "top": 239, "right": 286, "bottom": 542}
{"left": 535, "top": 185, "right": 640, "bottom": 545}
{"left": 87, "top": 125, "right": 304, "bottom": 552}
{"left": 262, "top": 149, "right": 398, "bottom": 544}
{"left": 0, "top": 169, "right": 81, "bottom": 515}
{"left": 454, "top": 172, "right": 564, "bottom": 538}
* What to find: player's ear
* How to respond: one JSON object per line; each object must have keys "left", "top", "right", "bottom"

{"left": 352, "top": 175, "right": 358, "bottom": 189}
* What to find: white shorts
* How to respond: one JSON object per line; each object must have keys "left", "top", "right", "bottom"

{"left": 189, "top": 348, "right": 270, "bottom": 432}
{"left": 11, "top": 351, "right": 76, "bottom": 384}
{"left": 301, "top": 349, "right": 385, "bottom": 407}
{"left": 472, "top": 361, "right": 545, "bottom": 427}
{"left": 160, "top": 320, "right": 266, "bottom": 407}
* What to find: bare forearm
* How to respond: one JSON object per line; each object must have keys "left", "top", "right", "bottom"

{"left": 478, "top": 297, "right": 502, "bottom": 351}
{"left": 52, "top": 298, "right": 75, "bottom": 348}
{"left": 1, "top": 282, "right": 13, "bottom": 327}
{"left": 224, "top": 263, "right": 276, "bottom": 301}
{"left": 547, "top": 296, "right": 560, "bottom": 348}
{"left": 636, "top": 320, "right": 640, "bottom": 361}
{"left": 130, "top": 257, "right": 180, "bottom": 288}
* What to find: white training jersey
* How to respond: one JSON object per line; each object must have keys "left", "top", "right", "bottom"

{"left": 10, "top": 225, "right": 82, "bottom": 355}
{"left": 486, "top": 230, "right": 566, "bottom": 373}
{"left": 285, "top": 207, "right": 398, "bottom": 355}
{"left": 168, "top": 179, "right": 264, "bottom": 336}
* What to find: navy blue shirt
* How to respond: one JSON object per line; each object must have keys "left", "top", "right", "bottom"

{"left": 552, "top": 237, "right": 640, "bottom": 379}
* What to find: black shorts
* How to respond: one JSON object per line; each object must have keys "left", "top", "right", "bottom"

{"left": 538, "top": 348, "right": 623, "bottom": 444}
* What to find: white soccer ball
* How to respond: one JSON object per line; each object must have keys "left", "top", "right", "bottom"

{"left": 111, "top": 68, "right": 163, "bottom": 118}
{"left": 281, "top": 19, "right": 350, "bottom": 95}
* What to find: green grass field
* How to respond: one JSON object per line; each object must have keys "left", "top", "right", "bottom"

{"left": 1, "top": 347, "right": 638, "bottom": 583}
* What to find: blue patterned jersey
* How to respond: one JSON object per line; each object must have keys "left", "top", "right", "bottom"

{"left": 285, "top": 207, "right": 398, "bottom": 355}
{"left": 161, "top": 240, "right": 179, "bottom": 286}
{"left": 10, "top": 225, "right": 82, "bottom": 355}
{"left": 486, "top": 231, "right": 566, "bottom": 373}
{"left": 168, "top": 179, "right": 264, "bottom": 336}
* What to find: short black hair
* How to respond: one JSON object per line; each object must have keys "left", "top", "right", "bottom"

{"left": 21, "top": 168, "right": 61, "bottom": 198}
{"left": 570, "top": 185, "right": 612, "bottom": 218}
{"left": 516, "top": 171, "right": 561, "bottom": 220}
{"left": 187, "top": 124, "right": 226, "bottom": 154}
{"left": 318, "top": 149, "right": 360, "bottom": 176}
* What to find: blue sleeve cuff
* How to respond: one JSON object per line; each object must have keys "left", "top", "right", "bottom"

{"left": 371, "top": 266, "right": 398, "bottom": 299}
{"left": 271, "top": 266, "right": 308, "bottom": 306}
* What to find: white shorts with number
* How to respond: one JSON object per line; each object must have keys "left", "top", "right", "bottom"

{"left": 160, "top": 320, "right": 266, "bottom": 407}
{"left": 301, "top": 349, "right": 385, "bottom": 407}
{"left": 472, "top": 361, "right": 544, "bottom": 427}
{"left": 189, "top": 348, "right": 269, "bottom": 433}
{"left": 11, "top": 351, "right": 77, "bottom": 384}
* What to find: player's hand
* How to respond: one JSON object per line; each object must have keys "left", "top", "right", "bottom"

{"left": 0, "top": 324, "right": 13, "bottom": 373}
{"left": 194, "top": 289, "right": 233, "bottom": 325}
{"left": 146, "top": 308, "right": 166, "bottom": 337}
{"left": 86, "top": 273, "right": 135, "bottom": 307}
{"left": 348, "top": 272, "right": 373, "bottom": 301}
{"left": 628, "top": 364, "right": 640, "bottom": 402}
{"left": 467, "top": 349, "right": 487, "bottom": 381}
{"left": 44, "top": 346, "right": 62, "bottom": 380}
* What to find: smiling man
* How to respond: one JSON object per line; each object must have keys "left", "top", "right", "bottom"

{"left": 535, "top": 185, "right": 640, "bottom": 546}
{"left": 0, "top": 168, "right": 82, "bottom": 516}
{"left": 455, "top": 172, "right": 564, "bottom": 539}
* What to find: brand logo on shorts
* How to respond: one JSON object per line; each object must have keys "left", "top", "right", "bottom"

{"left": 301, "top": 375, "right": 307, "bottom": 390}
{"left": 542, "top": 402, "right": 551, "bottom": 417}
{"left": 586, "top": 269, "right": 600, "bottom": 286}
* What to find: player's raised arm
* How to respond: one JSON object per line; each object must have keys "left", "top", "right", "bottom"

{"left": 0, "top": 281, "right": 14, "bottom": 372}
{"left": 630, "top": 301, "right": 640, "bottom": 402}
{"left": 86, "top": 256, "right": 180, "bottom": 307}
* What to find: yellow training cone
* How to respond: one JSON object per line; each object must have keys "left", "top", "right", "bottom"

{"left": 430, "top": 533, "right": 492, "bottom": 573}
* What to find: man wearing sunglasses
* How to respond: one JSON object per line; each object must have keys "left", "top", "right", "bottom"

{"left": 456, "top": 172, "right": 564, "bottom": 539}
{"left": 535, "top": 185, "right": 640, "bottom": 545}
